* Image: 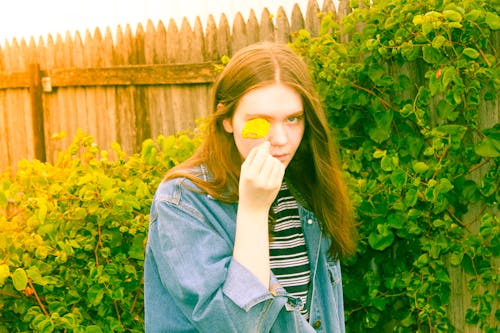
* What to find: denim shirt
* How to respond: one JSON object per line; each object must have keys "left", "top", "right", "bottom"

{"left": 144, "top": 168, "right": 346, "bottom": 333}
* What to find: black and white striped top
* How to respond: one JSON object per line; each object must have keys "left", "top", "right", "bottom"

{"left": 270, "top": 182, "right": 311, "bottom": 319}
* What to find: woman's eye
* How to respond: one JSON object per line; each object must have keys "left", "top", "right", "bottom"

{"left": 287, "top": 115, "right": 303, "bottom": 123}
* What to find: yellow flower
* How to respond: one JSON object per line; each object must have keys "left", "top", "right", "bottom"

{"left": 242, "top": 118, "right": 270, "bottom": 139}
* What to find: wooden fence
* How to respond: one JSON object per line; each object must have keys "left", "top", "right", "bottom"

{"left": 0, "top": 0, "right": 349, "bottom": 171}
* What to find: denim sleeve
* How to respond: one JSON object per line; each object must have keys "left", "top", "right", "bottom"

{"left": 328, "top": 260, "right": 346, "bottom": 332}
{"left": 147, "top": 192, "right": 286, "bottom": 332}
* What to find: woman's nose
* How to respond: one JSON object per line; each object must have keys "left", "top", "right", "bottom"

{"left": 268, "top": 124, "right": 287, "bottom": 146}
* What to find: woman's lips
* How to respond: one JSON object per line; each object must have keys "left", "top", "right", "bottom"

{"left": 272, "top": 153, "right": 289, "bottom": 162}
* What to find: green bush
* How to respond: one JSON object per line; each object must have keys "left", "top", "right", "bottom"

{"left": 1, "top": 1, "right": 498, "bottom": 332}
{"left": 291, "top": 0, "right": 499, "bottom": 332}
{"left": 0, "top": 130, "right": 201, "bottom": 332}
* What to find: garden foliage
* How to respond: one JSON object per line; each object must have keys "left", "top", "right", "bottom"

{"left": 0, "top": 131, "right": 201, "bottom": 332}
{"left": 291, "top": 0, "right": 499, "bottom": 331}
{"left": 0, "top": 0, "right": 498, "bottom": 332}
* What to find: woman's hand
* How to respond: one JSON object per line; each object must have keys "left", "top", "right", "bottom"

{"left": 234, "top": 141, "right": 284, "bottom": 288}
{"left": 238, "top": 141, "right": 285, "bottom": 211}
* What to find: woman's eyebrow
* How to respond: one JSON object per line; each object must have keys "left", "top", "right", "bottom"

{"left": 246, "top": 110, "right": 304, "bottom": 118}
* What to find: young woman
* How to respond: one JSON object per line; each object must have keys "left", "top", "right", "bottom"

{"left": 144, "top": 42, "right": 358, "bottom": 332}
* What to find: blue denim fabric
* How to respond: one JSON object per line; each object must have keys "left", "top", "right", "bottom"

{"left": 144, "top": 170, "right": 346, "bottom": 333}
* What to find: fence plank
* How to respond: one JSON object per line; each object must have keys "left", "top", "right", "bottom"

{"left": 232, "top": 12, "right": 248, "bottom": 53}
{"left": 5, "top": 89, "right": 32, "bottom": 165}
{"left": 276, "top": 6, "right": 291, "bottom": 43}
{"left": 0, "top": 72, "right": 29, "bottom": 88}
{"left": 0, "top": 45, "right": 4, "bottom": 71}
{"left": 192, "top": 17, "right": 205, "bottom": 63}
{"left": 133, "top": 86, "right": 151, "bottom": 150}
{"left": 45, "top": 63, "right": 217, "bottom": 87}
{"left": 145, "top": 20, "right": 157, "bottom": 65}
{"left": 322, "top": 0, "right": 337, "bottom": 17}
{"left": 290, "top": 4, "right": 305, "bottom": 34}
{"left": 305, "top": 0, "right": 321, "bottom": 37}
{"left": 155, "top": 20, "right": 168, "bottom": 64}
{"left": 135, "top": 23, "right": 146, "bottom": 65}
{"left": 246, "top": 10, "right": 260, "bottom": 45}
{"left": 115, "top": 86, "right": 137, "bottom": 154}
{"left": 0, "top": 90, "right": 10, "bottom": 171}
{"left": 29, "top": 64, "right": 46, "bottom": 161}
{"left": 217, "top": 14, "right": 231, "bottom": 57}
{"left": 259, "top": 8, "right": 275, "bottom": 42}
{"left": 205, "top": 15, "right": 218, "bottom": 61}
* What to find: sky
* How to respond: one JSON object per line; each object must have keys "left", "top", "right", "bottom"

{"left": 0, "top": 0, "right": 328, "bottom": 45}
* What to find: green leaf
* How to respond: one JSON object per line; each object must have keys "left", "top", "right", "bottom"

{"left": 368, "top": 225, "right": 395, "bottom": 251}
{"left": 436, "top": 99, "right": 458, "bottom": 121}
{"left": 432, "top": 35, "right": 447, "bottom": 49}
{"left": 384, "top": 16, "right": 398, "bottom": 30}
{"left": 37, "top": 198, "right": 48, "bottom": 224}
{"left": 87, "top": 284, "right": 104, "bottom": 306}
{"left": 368, "top": 65, "right": 385, "bottom": 84}
{"left": 448, "top": 22, "right": 463, "bottom": 29}
{"left": 37, "top": 319, "right": 55, "bottom": 333}
{"left": 437, "top": 178, "right": 454, "bottom": 194}
{"left": 422, "top": 22, "right": 434, "bottom": 35}
{"left": 380, "top": 155, "right": 394, "bottom": 171}
{"left": 12, "top": 268, "right": 28, "bottom": 291}
{"left": 404, "top": 188, "right": 419, "bottom": 207}
{"left": 390, "top": 169, "right": 407, "bottom": 188}
{"left": 0, "top": 190, "right": 7, "bottom": 209}
{"left": 400, "top": 104, "right": 413, "bottom": 117}
{"left": 423, "top": 46, "right": 442, "bottom": 64}
{"left": 362, "top": 24, "right": 378, "bottom": 39}
{"left": 388, "top": 213, "right": 405, "bottom": 229}
{"left": 464, "top": 10, "right": 482, "bottom": 22}
{"left": 413, "top": 162, "right": 430, "bottom": 174}
{"left": 475, "top": 136, "right": 500, "bottom": 157}
{"left": 368, "top": 110, "right": 393, "bottom": 143}
{"left": 413, "top": 15, "right": 424, "bottom": 25}
{"left": 320, "top": 13, "right": 337, "bottom": 35}
{"left": 373, "top": 150, "right": 386, "bottom": 159}
{"left": 85, "top": 326, "right": 104, "bottom": 333}
{"left": 400, "top": 43, "right": 420, "bottom": 61}
{"left": 368, "top": 125, "right": 391, "bottom": 143}
{"left": 66, "top": 289, "right": 82, "bottom": 305}
{"left": 0, "top": 264, "right": 9, "bottom": 286}
{"left": 128, "top": 234, "right": 145, "bottom": 260}
{"left": 485, "top": 12, "right": 500, "bottom": 30}
{"left": 442, "top": 66, "right": 457, "bottom": 89}
{"left": 435, "top": 124, "right": 467, "bottom": 137}
{"left": 27, "top": 266, "right": 48, "bottom": 286}
{"left": 416, "top": 253, "right": 429, "bottom": 266}
{"left": 429, "top": 74, "right": 441, "bottom": 95}
{"left": 463, "top": 48, "right": 480, "bottom": 59}
{"left": 443, "top": 10, "right": 462, "bottom": 23}
{"left": 102, "top": 230, "right": 123, "bottom": 248}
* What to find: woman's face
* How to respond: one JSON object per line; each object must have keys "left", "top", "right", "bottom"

{"left": 222, "top": 83, "right": 305, "bottom": 168}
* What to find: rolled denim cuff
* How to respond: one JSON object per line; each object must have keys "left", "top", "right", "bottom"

{"left": 222, "top": 259, "right": 274, "bottom": 312}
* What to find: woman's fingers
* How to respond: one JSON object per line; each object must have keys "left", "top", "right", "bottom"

{"left": 258, "top": 153, "right": 285, "bottom": 186}
{"left": 242, "top": 141, "right": 270, "bottom": 172}
{"left": 243, "top": 142, "right": 283, "bottom": 185}
{"left": 239, "top": 141, "right": 285, "bottom": 209}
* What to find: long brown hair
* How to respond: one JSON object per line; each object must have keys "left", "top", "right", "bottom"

{"left": 165, "top": 42, "right": 358, "bottom": 258}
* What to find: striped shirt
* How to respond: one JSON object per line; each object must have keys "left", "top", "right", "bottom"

{"left": 270, "top": 182, "right": 311, "bottom": 319}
